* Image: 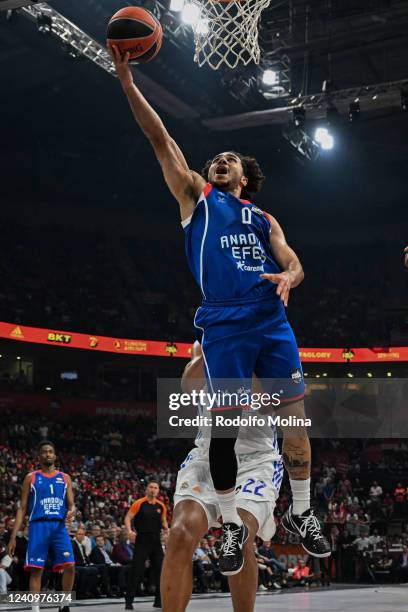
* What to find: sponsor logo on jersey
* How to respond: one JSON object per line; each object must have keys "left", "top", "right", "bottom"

{"left": 180, "top": 481, "right": 189, "bottom": 491}
{"left": 251, "top": 206, "right": 263, "bottom": 215}
{"left": 236, "top": 261, "right": 264, "bottom": 272}
{"left": 291, "top": 369, "right": 303, "bottom": 384}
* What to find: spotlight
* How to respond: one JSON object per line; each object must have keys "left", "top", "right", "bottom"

{"left": 16, "top": 356, "right": 21, "bottom": 360}
{"left": 182, "top": 2, "right": 200, "bottom": 25}
{"left": 347, "top": 372, "right": 354, "bottom": 378}
{"left": 304, "top": 372, "right": 308, "bottom": 377}
{"left": 315, "top": 374, "right": 321, "bottom": 378}
{"left": 387, "top": 372, "right": 392, "bottom": 377}
{"left": 401, "top": 91, "right": 408, "bottom": 112}
{"left": 349, "top": 101, "right": 360, "bottom": 122}
{"left": 45, "top": 386, "right": 52, "bottom": 391}
{"left": 322, "top": 373, "right": 328, "bottom": 377}
{"left": 367, "top": 372, "right": 373, "bottom": 378}
{"left": 262, "top": 69, "right": 278, "bottom": 86}
{"left": 37, "top": 13, "right": 52, "bottom": 35}
{"left": 170, "top": 0, "right": 184, "bottom": 10}
{"left": 314, "top": 127, "right": 334, "bottom": 150}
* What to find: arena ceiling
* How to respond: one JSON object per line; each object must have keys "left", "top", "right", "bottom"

{"left": 1, "top": 0, "right": 408, "bottom": 230}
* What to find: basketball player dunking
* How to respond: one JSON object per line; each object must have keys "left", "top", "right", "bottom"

{"left": 7, "top": 441, "right": 75, "bottom": 612}
{"left": 110, "top": 46, "right": 330, "bottom": 574}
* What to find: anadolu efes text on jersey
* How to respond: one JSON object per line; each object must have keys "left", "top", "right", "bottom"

{"left": 28, "top": 470, "right": 68, "bottom": 522}
{"left": 183, "top": 184, "right": 282, "bottom": 302}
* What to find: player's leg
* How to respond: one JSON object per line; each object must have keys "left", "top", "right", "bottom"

{"left": 25, "top": 521, "right": 50, "bottom": 611}
{"left": 50, "top": 522, "right": 75, "bottom": 593}
{"left": 256, "top": 313, "right": 330, "bottom": 557}
{"left": 161, "top": 499, "right": 209, "bottom": 612}
{"left": 195, "top": 306, "right": 258, "bottom": 574}
{"left": 228, "top": 508, "right": 259, "bottom": 612}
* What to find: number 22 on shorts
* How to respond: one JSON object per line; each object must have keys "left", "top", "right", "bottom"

{"left": 242, "top": 478, "right": 267, "bottom": 497}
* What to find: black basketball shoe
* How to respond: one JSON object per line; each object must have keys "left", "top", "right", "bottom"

{"left": 282, "top": 505, "right": 331, "bottom": 558}
{"left": 219, "top": 521, "right": 249, "bottom": 576}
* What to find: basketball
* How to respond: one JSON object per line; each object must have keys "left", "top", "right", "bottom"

{"left": 107, "top": 6, "right": 163, "bottom": 64}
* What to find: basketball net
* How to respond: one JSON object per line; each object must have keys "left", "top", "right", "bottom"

{"left": 193, "top": 0, "right": 271, "bottom": 70}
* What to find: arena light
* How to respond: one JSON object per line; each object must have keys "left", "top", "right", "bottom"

{"left": 322, "top": 372, "right": 328, "bottom": 377}
{"left": 314, "top": 127, "right": 334, "bottom": 150}
{"left": 315, "top": 374, "right": 321, "bottom": 378}
{"left": 182, "top": 2, "right": 200, "bottom": 25}
{"left": 45, "top": 386, "right": 52, "bottom": 391}
{"left": 170, "top": 0, "right": 184, "bottom": 11}
{"left": 347, "top": 372, "right": 354, "bottom": 378}
{"left": 262, "top": 69, "right": 278, "bottom": 86}
{"left": 367, "top": 372, "right": 373, "bottom": 377}
{"left": 16, "top": 356, "right": 21, "bottom": 360}
{"left": 387, "top": 371, "right": 392, "bottom": 377}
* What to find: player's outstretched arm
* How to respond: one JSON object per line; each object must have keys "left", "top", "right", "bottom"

{"left": 7, "top": 473, "right": 31, "bottom": 556}
{"left": 109, "top": 45, "right": 206, "bottom": 221}
{"left": 65, "top": 474, "right": 76, "bottom": 524}
{"left": 261, "top": 215, "right": 304, "bottom": 307}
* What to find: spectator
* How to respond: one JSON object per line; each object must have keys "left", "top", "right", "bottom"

{"left": 111, "top": 528, "right": 134, "bottom": 566}
{"left": 291, "top": 559, "right": 315, "bottom": 587}
{"left": 71, "top": 528, "right": 100, "bottom": 598}
{"left": 0, "top": 546, "right": 13, "bottom": 595}
{"left": 90, "top": 535, "right": 125, "bottom": 596}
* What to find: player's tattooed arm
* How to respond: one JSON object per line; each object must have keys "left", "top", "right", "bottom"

{"left": 7, "top": 473, "right": 31, "bottom": 556}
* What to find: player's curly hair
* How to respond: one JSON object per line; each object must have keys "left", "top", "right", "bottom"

{"left": 201, "top": 152, "right": 266, "bottom": 200}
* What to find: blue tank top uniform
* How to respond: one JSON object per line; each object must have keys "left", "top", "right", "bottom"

{"left": 25, "top": 470, "right": 74, "bottom": 571}
{"left": 183, "top": 183, "right": 305, "bottom": 401}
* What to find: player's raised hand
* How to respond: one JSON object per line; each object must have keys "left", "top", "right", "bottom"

{"left": 108, "top": 44, "right": 133, "bottom": 90}
{"left": 6, "top": 537, "right": 16, "bottom": 557}
{"left": 260, "top": 271, "right": 292, "bottom": 307}
{"left": 404, "top": 246, "right": 408, "bottom": 268}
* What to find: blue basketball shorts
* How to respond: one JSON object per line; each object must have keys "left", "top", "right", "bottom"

{"left": 194, "top": 295, "right": 305, "bottom": 406}
{"left": 25, "top": 520, "right": 74, "bottom": 571}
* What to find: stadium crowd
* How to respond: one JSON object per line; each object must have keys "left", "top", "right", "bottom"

{"left": 1, "top": 412, "right": 408, "bottom": 597}
{"left": 0, "top": 225, "right": 406, "bottom": 346}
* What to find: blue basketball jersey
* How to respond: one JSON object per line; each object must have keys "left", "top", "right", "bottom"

{"left": 28, "top": 470, "right": 68, "bottom": 522}
{"left": 183, "top": 183, "right": 282, "bottom": 303}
